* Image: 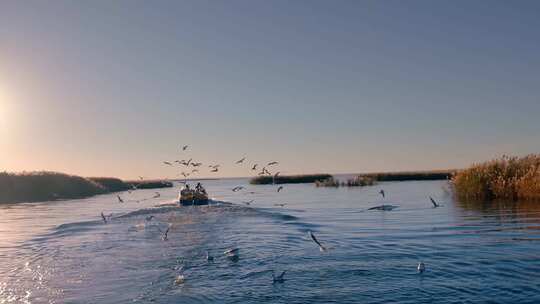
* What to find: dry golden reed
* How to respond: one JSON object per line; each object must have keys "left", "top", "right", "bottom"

{"left": 453, "top": 155, "right": 540, "bottom": 201}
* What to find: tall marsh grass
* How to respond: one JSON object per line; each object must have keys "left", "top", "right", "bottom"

{"left": 453, "top": 155, "right": 540, "bottom": 201}
{"left": 0, "top": 172, "right": 174, "bottom": 203}
{"left": 315, "top": 176, "right": 376, "bottom": 188}
{"left": 0, "top": 171, "right": 106, "bottom": 203}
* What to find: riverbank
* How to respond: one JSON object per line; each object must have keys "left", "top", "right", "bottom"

{"left": 358, "top": 170, "right": 455, "bottom": 181}
{"left": 0, "top": 171, "right": 173, "bottom": 204}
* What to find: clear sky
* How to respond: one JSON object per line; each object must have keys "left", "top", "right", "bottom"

{"left": 1, "top": 1, "right": 539, "bottom": 179}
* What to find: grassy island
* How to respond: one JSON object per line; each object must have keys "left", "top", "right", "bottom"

{"left": 358, "top": 170, "right": 454, "bottom": 182}
{"left": 453, "top": 155, "right": 540, "bottom": 201}
{"left": 0, "top": 171, "right": 173, "bottom": 204}
{"left": 250, "top": 174, "right": 332, "bottom": 185}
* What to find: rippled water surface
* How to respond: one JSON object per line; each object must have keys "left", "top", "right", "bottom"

{"left": 1, "top": 179, "right": 540, "bottom": 303}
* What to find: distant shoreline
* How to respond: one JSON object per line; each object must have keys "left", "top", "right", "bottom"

{"left": 0, "top": 171, "right": 172, "bottom": 204}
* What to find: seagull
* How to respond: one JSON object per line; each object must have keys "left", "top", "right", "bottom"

{"left": 224, "top": 248, "right": 239, "bottom": 261}
{"left": 138, "top": 176, "right": 144, "bottom": 180}
{"left": 185, "top": 158, "right": 192, "bottom": 166}
{"left": 232, "top": 186, "right": 244, "bottom": 192}
{"left": 430, "top": 196, "right": 440, "bottom": 208}
{"left": 101, "top": 212, "right": 107, "bottom": 223}
{"left": 117, "top": 195, "right": 124, "bottom": 203}
{"left": 208, "top": 164, "right": 220, "bottom": 169}
{"left": 368, "top": 204, "right": 398, "bottom": 211}
{"left": 379, "top": 189, "right": 385, "bottom": 198}
{"left": 191, "top": 162, "right": 202, "bottom": 167}
{"left": 277, "top": 186, "right": 284, "bottom": 192}
{"left": 267, "top": 161, "right": 278, "bottom": 166}
{"left": 181, "top": 172, "right": 190, "bottom": 178}
{"left": 236, "top": 157, "right": 246, "bottom": 164}
{"left": 174, "top": 274, "right": 185, "bottom": 285}
{"left": 206, "top": 250, "right": 214, "bottom": 262}
{"left": 182, "top": 145, "right": 189, "bottom": 151}
{"left": 272, "top": 270, "right": 286, "bottom": 283}
{"left": 252, "top": 164, "right": 258, "bottom": 171}
{"left": 160, "top": 227, "right": 170, "bottom": 241}
{"left": 153, "top": 192, "right": 160, "bottom": 198}
{"left": 163, "top": 161, "right": 173, "bottom": 166}
{"left": 145, "top": 215, "right": 155, "bottom": 221}
{"left": 210, "top": 168, "right": 219, "bottom": 173}
{"left": 417, "top": 262, "right": 425, "bottom": 273}
{"left": 308, "top": 231, "right": 327, "bottom": 252}
{"left": 191, "top": 169, "right": 199, "bottom": 173}
{"left": 243, "top": 200, "right": 254, "bottom": 205}
{"left": 274, "top": 203, "right": 286, "bottom": 207}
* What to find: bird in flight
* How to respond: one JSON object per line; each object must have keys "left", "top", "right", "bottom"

{"left": 430, "top": 196, "right": 440, "bottom": 208}
{"left": 267, "top": 161, "right": 278, "bottom": 166}
{"left": 274, "top": 203, "right": 287, "bottom": 207}
{"left": 243, "top": 200, "right": 254, "bottom": 205}
{"left": 191, "top": 162, "right": 202, "bottom": 167}
{"left": 232, "top": 186, "right": 244, "bottom": 192}
{"left": 210, "top": 167, "right": 219, "bottom": 173}
{"left": 117, "top": 195, "right": 124, "bottom": 203}
{"left": 379, "top": 189, "right": 385, "bottom": 198}
{"left": 308, "top": 231, "right": 327, "bottom": 252}
{"left": 191, "top": 169, "right": 199, "bottom": 173}
{"left": 145, "top": 215, "right": 155, "bottom": 221}
{"left": 153, "top": 192, "right": 160, "bottom": 198}
{"left": 182, "top": 145, "right": 189, "bottom": 151}
{"left": 160, "top": 227, "right": 170, "bottom": 241}
{"left": 252, "top": 164, "right": 258, "bottom": 171}
{"left": 236, "top": 157, "right": 246, "bottom": 164}
{"left": 277, "top": 186, "right": 284, "bottom": 192}
{"left": 272, "top": 270, "right": 286, "bottom": 283}
{"left": 101, "top": 212, "right": 107, "bottom": 223}
{"left": 163, "top": 161, "right": 173, "bottom": 166}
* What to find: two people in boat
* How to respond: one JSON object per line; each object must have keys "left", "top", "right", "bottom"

{"left": 184, "top": 182, "right": 207, "bottom": 195}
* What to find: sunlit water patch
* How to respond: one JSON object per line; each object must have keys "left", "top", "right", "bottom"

{"left": 1, "top": 180, "right": 540, "bottom": 303}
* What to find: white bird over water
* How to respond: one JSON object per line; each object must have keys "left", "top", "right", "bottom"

{"left": 379, "top": 189, "right": 385, "bottom": 198}
{"left": 417, "top": 262, "right": 425, "bottom": 273}
{"left": 182, "top": 145, "right": 189, "bottom": 151}
{"left": 243, "top": 200, "right": 254, "bottom": 205}
{"left": 160, "top": 227, "right": 170, "bottom": 241}
{"left": 430, "top": 196, "right": 440, "bottom": 208}
{"left": 117, "top": 195, "right": 124, "bottom": 203}
{"left": 308, "top": 231, "right": 327, "bottom": 252}
{"left": 224, "top": 248, "right": 240, "bottom": 261}
{"left": 252, "top": 164, "right": 258, "bottom": 171}
{"left": 277, "top": 186, "right": 284, "bottom": 192}
{"left": 101, "top": 212, "right": 107, "bottom": 223}
{"left": 272, "top": 270, "right": 286, "bottom": 283}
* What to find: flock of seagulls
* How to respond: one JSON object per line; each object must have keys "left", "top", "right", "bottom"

{"left": 98, "top": 144, "right": 444, "bottom": 286}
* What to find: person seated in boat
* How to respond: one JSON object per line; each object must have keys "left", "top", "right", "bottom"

{"left": 195, "top": 182, "right": 207, "bottom": 194}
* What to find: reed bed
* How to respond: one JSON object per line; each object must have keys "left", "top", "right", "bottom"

{"left": 359, "top": 170, "right": 454, "bottom": 182}
{"left": 0, "top": 171, "right": 106, "bottom": 203}
{"left": 453, "top": 155, "right": 540, "bottom": 201}
{"left": 0, "top": 172, "right": 174, "bottom": 203}
{"left": 250, "top": 174, "right": 332, "bottom": 185}
{"left": 315, "top": 176, "right": 376, "bottom": 188}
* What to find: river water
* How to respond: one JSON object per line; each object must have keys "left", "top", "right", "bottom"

{"left": 1, "top": 179, "right": 539, "bottom": 303}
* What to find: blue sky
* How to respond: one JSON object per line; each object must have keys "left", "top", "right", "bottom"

{"left": 1, "top": 1, "right": 539, "bottom": 179}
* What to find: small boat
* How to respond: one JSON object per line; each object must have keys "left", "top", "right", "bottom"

{"left": 178, "top": 186, "right": 209, "bottom": 206}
